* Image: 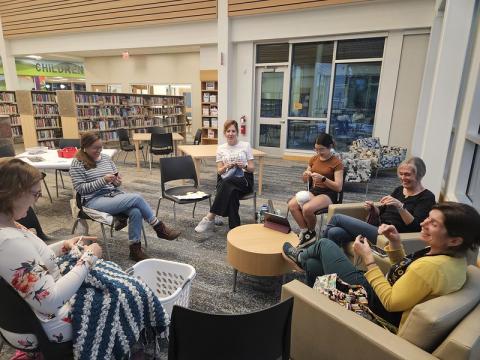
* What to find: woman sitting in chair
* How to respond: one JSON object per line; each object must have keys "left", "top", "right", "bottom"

{"left": 324, "top": 157, "right": 435, "bottom": 249}
{"left": 282, "top": 202, "right": 480, "bottom": 331}
{"left": 195, "top": 120, "right": 254, "bottom": 232}
{"left": 287, "top": 133, "right": 344, "bottom": 248}
{"left": 70, "top": 132, "right": 180, "bottom": 261}
{"left": 0, "top": 158, "right": 167, "bottom": 358}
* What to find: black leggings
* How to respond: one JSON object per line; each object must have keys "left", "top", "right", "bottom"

{"left": 17, "top": 207, "right": 48, "bottom": 241}
{"left": 210, "top": 172, "right": 254, "bottom": 229}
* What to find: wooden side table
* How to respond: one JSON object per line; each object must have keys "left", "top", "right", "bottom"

{"left": 227, "top": 224, "right": 299, "bottom": 292}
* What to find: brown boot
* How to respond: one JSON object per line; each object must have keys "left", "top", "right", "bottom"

{"left": 129, "top": 242, "right": 148, "bottom": 261}
{"left": 153, "top": 221, "right": 181, "bottom": 240}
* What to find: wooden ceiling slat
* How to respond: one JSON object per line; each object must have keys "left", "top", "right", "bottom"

{"left": 2, "top": 0, "right": 216, "bottom": 25}
{"left": 4, "top": 13, "right": 216, "bottom": 38}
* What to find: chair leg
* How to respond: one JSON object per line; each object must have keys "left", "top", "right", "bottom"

{"left": 192, "top": 202, "right": 197, "bottom": 218}
{"left": 149, "top": 152, "right": 152, "bottom": 174}
{"left": 42, "top": 177, "right": 53, "bottom": 203}
{"left": 71, "top": 218, "right": 79, "bottom": 234}
{"left": 100, "top": 224, "right": 111, "bottom": 260}
{"left": 253, "top": 193, "right": 257, "bottom": 222}
{"left": 123, "top": 151, "right": 128, "bottom": 164}
{"left": 141, "top": 148, "right": 147, "bottom": 166}
{"left": 156, "top": 198, "right": 161, "bottom": 217}
{"left": 55, "top": 170, "right": 59, "bottom": 198}
{"left": 365, "top": 181, "right": 370, "bottom": 199}
{"left": 142, "top": 224, "right": 148, "bottom": 248}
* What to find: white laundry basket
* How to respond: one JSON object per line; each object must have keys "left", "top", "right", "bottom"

{"left": 128, "top": 258, "right": 196, "bottom": 317}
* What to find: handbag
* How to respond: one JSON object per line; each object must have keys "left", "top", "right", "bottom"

{"left": 313, "top": 273, "right": 398, "bottom": 333}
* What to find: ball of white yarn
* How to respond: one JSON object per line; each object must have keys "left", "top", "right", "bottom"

{"left": 295, "top": 190, "right": 313, "bottom": 208}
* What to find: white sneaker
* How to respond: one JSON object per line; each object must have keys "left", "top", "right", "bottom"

{"left": 214, "top": 216, "right": 224, "bottom": 226}
{"left": 195, "top": 217, "right": 214, "bottom": 233}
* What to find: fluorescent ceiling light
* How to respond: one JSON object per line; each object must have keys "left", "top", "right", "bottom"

{"left": 26, "top": 55, "right": 42, "bottom": 60}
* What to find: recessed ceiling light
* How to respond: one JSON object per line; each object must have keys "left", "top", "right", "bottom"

{"left": 26, "top": 55, "right": 42, "bottom": 60}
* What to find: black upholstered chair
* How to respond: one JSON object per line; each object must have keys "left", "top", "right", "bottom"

{"left": 168, "top": 298, "right": 294, "bottom": 360}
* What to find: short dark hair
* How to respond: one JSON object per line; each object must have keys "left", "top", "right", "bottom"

{"left": 223, "top": 120, "right": 239, "bottom": 134}
{"left": 0, "top": 159, "right": 43, "bottom": 216}
{"left": 315, "top": 133, "right": 335, "bottom": 148}
{"left": 433, "top": 202, "right": 480, "bottom": 254}
{"left": 398, "top": 157, "right": 426, "bottom": 180}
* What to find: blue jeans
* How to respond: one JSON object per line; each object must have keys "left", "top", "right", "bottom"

{"left": 324, "top": 214, "right": 379, "bottom": 247}
{"left": 300, "top": 238, "right": 401, "bottom": 327}
{"left": 87, "top": 192, "right": 156, "bottom": 244}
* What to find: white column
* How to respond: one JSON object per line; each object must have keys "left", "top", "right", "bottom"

{"left": 217, "top": 0, "right": 232, "bottom": 144}
{"left": 415, "top": 0, "right": 476, "bottom": 197}
{"left": 0, "top": 18, "right": 18, "bottom": 90}
{"left": 411, "top": 12, "right": 444, "bottom": 154}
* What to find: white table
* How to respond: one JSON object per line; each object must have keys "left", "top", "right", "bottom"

{"left": 15, "top": 149, "right": 117, "bottom": 170}
{"left": 132, "top": 132, "right": 184, "bottom": 169}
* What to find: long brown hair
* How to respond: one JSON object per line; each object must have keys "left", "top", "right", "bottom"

{"left": 0, "top": 159, "right": 43, "bottom": 216}
{"left": 76, "top": 132, "right": 101, "bottom": 170}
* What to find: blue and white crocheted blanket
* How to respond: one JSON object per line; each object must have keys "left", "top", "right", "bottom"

{"left": 57, "top": 250, "right": 168, "bottom": 360}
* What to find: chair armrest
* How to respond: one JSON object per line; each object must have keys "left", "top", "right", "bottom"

{"left": 281, "top": 280, "right": 437, "bottom": 360}
{"left": 326, "top": 203, "right": 368, "bottom": 223}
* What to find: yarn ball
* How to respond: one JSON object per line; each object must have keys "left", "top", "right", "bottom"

{"left": 295, "top": 190, "right": 313, "bottom": 208}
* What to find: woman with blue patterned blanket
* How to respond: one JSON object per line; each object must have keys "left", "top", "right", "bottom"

{"left": 0, "top": 159, "right": 167, "bottom": 359}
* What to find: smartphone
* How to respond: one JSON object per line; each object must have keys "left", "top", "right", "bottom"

{"left": 359, "top": 236, "right": 388, "bottom": 257}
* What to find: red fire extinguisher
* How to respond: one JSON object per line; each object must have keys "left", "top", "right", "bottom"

{"left": 240, "top": 115, "right": 247, "bottom": 135}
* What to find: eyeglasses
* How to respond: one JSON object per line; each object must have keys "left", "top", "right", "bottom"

{"left": 31, "top": 190, "right": 42, "bottom": 200}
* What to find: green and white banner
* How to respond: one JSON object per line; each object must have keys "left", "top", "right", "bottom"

{"left": 0, "top": 58, "right": 85, "bottom": 79}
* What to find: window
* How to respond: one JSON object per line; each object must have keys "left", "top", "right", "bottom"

{"left": 329, "top": 62, "right": 382, "bottom": 150}
{"left": 287, "top": 120, "right": 326, "bottom": 150}
{"left": 336, "top": 38, "right": 385, "bottom": 60}
{"left": 260, "top": 72, "right": 284, "bottom": 118}
{"left": 256, "top": 43, "right": 289, "bottom": 63}
{"left": 289, "top": 42, "right": 333, "bottom": 118}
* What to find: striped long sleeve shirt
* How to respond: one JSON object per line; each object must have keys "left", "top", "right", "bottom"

{"left": 70, "top": 154, "right": 118, "bottom": 203}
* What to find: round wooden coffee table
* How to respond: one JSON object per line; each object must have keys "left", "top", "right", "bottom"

{"left": 227, "top": 224, "right": 299, "bottom": 291}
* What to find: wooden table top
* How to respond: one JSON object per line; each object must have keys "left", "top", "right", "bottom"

{"left": 132, "top": 132, "right": 183, "bottom": 141}
{"left": 178, "top": 144, "right": 266, "bottom": 158}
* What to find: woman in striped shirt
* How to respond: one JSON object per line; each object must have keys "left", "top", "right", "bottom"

{"left": 70, "top": 132, "right": 180, "bottom": 261}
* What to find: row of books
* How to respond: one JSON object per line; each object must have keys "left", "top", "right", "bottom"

{"left": 75, "top": 94, "right": 123, "bottom": 105}
{"left": 12, "top": 127, "right": 22, "bottom": 137}
{"left": 35, "top": 118, "right": 61, "bottom": 128}
{"left": 38, "top": 140, "right": 57, "bottom": 148}
{"left": 77, "top": 106, "right": 123, "bottom": 117}
{"left": 0, "top": 93, "right": 15, "bottom": 103}
{"left": 148, "top": 107, "right": 183, "bottom": 116}
{"left": 36, "top": 128, "right": 62, "bottom": 139}
{"left": 98, "top": 131, "right": 120, "bottom": 142}
{"left": 10, "top": 116, "right": 21, "bottom": 126}
{"left": 78, "top": 119, "right": 129, "bottom": 131}
{"left": 0, "top": 104, "right": 17, "bottom": 115}
{"left": 33, "top": 104, "right": 59, "bottom": 115}
{"left": 32, "top": 92, "right": 56, "bottom": 103}
{"left": 202, "top": 93, "right": 217, "bottom": 103}
{"left": 202, "top": 105, "right": 218, "bottom": 116}
{"left": 148, "top": 97, "right": 184, "bottom": 106}
{"left": 202, "top": 118, "right": 218, "bottom": 128}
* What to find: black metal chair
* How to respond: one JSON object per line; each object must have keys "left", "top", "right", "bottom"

{"left": 149, "top": 132, "right": 174, "bottom": 173}
{"left": 0, "top": 277, "right": 73, "bottom": 359}
{"left": 156, "top": 156, "right": 211, "bottom": 222}
{"left": 168, "top": 298, "right": 294, "bottom": 360}
{"left": 193, "top": 128, "right": 202, "bottom": 145}
{"left": 71, "top": 193, "right": 147, "bottom": 259}
{"left": 55, "top": 139, "right": 81, "bottom": 197}
{"left": 116, "top": 128, "right": 146, "bottom": 165}
{"left": 239, "top": 191, "right": 257, "bottom": 222}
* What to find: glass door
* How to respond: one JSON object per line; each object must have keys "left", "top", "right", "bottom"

{"left": 255, "top": 66, "right": 288, "bottom": 156}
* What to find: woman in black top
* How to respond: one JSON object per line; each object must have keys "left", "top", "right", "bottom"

{"left": 323, "top": 157, "right": 435, "bottom": 247}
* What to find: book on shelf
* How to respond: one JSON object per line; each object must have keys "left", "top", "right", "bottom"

{"left": 202, "top": 106, "right": 210, "bottom": 116}
{"left": 210, "top": 106, "right": 218, "bottom": 116}
{"left": 203, "top": 119, "right": 210, "bottom": 128}
{"left": 211, "top": 119, "right": 218, "bottom": 128}
{"left": 203, "top": 93, "right": 210, "bottom": 103}
{"left": 205, "top": 82, "right": 216, "bottom": 91}
{"left": 209, "top": 94, "right": 217, "bottom": 103}
{"left": 208, "top": 129, "right": 215, "bottom": 139}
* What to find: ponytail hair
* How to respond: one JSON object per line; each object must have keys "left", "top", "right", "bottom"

{"left": 315, "top": 133, "right": 335, "bottom": 149}
{"left": 76, "top": 132, "right": 101, "bottom": 170}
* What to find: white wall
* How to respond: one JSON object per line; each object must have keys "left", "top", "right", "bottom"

{"left": 200, "top": 45, "right": 218, "bottom": 70}
{"left": 389, "top": 34, "right": 430, "bottom": 152}
{"left": 85, "top": 52, "right": 202, "bottom": 132}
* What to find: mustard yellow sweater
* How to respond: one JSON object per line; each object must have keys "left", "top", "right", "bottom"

{"left": 365, "top": 245, "right": 467, "bottom": 330}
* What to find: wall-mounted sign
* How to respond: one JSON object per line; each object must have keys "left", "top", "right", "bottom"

{"left": 0, "top": 58, "right": 85, "bottom": 79}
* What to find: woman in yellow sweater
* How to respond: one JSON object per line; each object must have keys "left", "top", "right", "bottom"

{"left": 282, "top": 202, "right": 480, "bottom": 330}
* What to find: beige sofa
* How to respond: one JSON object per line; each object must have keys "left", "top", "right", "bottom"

{"left": 281, "top": 265, "right": 480, "bottom": 360}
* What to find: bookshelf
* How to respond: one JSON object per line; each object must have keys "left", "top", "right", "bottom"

{"left": 56, "top": 90, "right": 186, "bottom": 142}
{"left": 0, "top": 91, "right": 21, "bottom": 142}
{"left": 201, "top": 79, "right": 218, "bottom": 144}
{"left": 16, "top": 90, "right": 63, "bottom": 148}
